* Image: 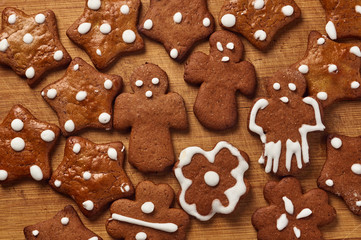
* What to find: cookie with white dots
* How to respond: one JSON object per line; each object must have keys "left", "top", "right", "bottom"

{"left": 41, "top": 57, "right": 123, "bottom": 136}
{"left": 138, "top": 0, "right": 215, "bottom": 61}
{"left": 66, "top": 0, "right": 144, "bottom": 69}
{"left": 318, "top": 134, "right": 361, "bottom": 216}
{"left": 0, "top": 105, "right": 60, "bottom": 184}
{"left": 24, "top": 205, "right": 102, "bottom": 240}
{"left": 106, "top": 181, "right": 190, "bottom": 240}
{"left": 0, "top": 7, "right": 71, "bottom": 86}
{"left": 49, "top": 137, "right": 134, "bottom": 218}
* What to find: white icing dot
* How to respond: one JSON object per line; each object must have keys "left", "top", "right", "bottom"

{"left": 135, "top": 80, "right": 143, "bottom": 87}
{"left": 47, "top": 89, "right": 57, "bottom": 99}
{"left": 54, "top": 179, "right": 61, "bottom": 187}
{"left": 88, "top": 237, "right": 99, "bottom": 240}
{"left": 25, "top": 67, "right": 35, "bottom": 79}
{"left": 11, "top": 137, "right": 25, "bottom": 151}
{"left": 96, "top": 49, "right": 102, "bottom": 56}
{"left": 135, "top": 232, "right": 147, "bottom": 240}
{"left": 317, "top": 92, "right": 328, "bottom": 101}
{"left": 152, "top": 78, "right": 159, "bottom": 85}
{"left": 64, "top": 120, "right": 75, "bottom": 133}
{"left": 41, "top": 130, "right": 56, "bottom": 142}
{"left": 141, "top": 202, "right": 155, "bottom": 214}
{"left": 173, "top": 12, "right": 182, "bottom": 24}
{"left": 282, "top": 5, "right": 294, "bottom": 16}
{"left": 83, "top": 200, "right": 94, "bottom": 211}
{"left": 273, "top": 83, "right": 281, "bottom": 90}
{"left": 221, "top": 14, "right": 236, "bottom": 28}
{"left": 170, "top": 49, "right": 178, "bottom": 59}
{"left": 317, "top": 38, "right": 326, "bottom": 45}
{"left": 204, "top": 171, "right": 220, "bottom": 187}
{"left": 351, "top": 81, "right": 360, "bottom": 89}
{"left": 356, "top": 201, "right": 361, "bottom": 207}
{"left": 326, "top": 179, "right": 334, "bottom": 187}
{"left": 32, "top": 230, "right": 39, "bottom": 237}
{"left": 253, "top": 0, "right": 265, "bottom": 9}
{"left": 288, "top": 83, "right": 296, "bottom": 91}
{"left": 108, "top": 148, "right": 118, "bottom": 160}
{"left": 87, "top": 0, "right": 101, "bottom": 10}
{"left": 100, "top": 23, "right": 111, "bottom": 34}
{"left": 61, "top": 217, "right": 69, "bottom": 225}
{"left": 203, "top": 17, "right": 211, "bottom": 27}
{"left": 350, "top": 46, "right": 361, "bottom": 57}
{"left": 328, "top": 64, "right": 338, "bottom": 73}
{"left": 356, "top": 5, "right": 361, "bottom": 14}
{"left": 331, "top": 137, "right": 342, "bottom": 149}
{"left": 53, "top": 50, "right": 64, "bottom": 61}
{"left": 99, "top": 113, "right": 111, "bottom": 124}
{"left": 0, "top": 39, "right": 9, "bottom": 52}
{"left": 122, "top": 30, "right": 136, "bottom": 43}
{"left": 104, "top": 79, "right": 113, "bottom": 89}
{"left": 0, "top": 170, "right": 8, "bottom": 181}
{"left": 254, "top": 30, "right": 267, "bottom": 41}
{"left": 35, "top": 14, "right": 46, "bottom": 24}
{"left": 8, "top": 14, "right": 16, "bottom": 24}
{"left": 73, "top": 64, "right": 79, "bottom": 71}
{"left": 351, "top": 163, "right": 361, "bottom": 175}
{"left": 73, "top": 143, "right": 81, "bottom": 154}
{"left": 30, "top": 165, "right": 43, "bottom": 181}
{"left": 120, "top": 5, "right": 130, "bottom": 14}
{"left": 226, "top": 42, "right": 234, "bottom": 50}
{"left": 41, "top": 91, "right": 45, "bottom": 96}
{"left": 23, "top": 33, "right": 34, "bottom": 44}
{"left": 145, "top": 91, "right": 153, "bottom": 98}
{"left": 221, "top": 56, "right": 230, "bottom": 62}
{"left": 143, "top": 19, "right": 153, "bottom": 30}
{"left": 326, "top": 21, "right": 337, "bottom": 40}
{"left": 83, "top": 171, "right": 91, "bottom": 180}
{"left": 217, "top": 42, "right": 224, "bottom": 52}
{"left": 76, "top": 91, "right": 87, "bottom": 101}
{"left": 280, "top": 97, "right": 289, "bottom": 103}
{"left": 298, "top": 65, "right": 309, "bottom": 74}
{"left": 78, "top": 22, "right": 92, "bottom": 34}
{"left": 11, "top": 119, "right": 24, "bottom": 132}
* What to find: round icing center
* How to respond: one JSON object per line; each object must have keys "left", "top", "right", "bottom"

{"left": 204, "top": 171, "right": 220, "bottom": 187}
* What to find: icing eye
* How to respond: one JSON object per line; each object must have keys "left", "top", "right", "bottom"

{"left": 273, "top": 83, "right": 281, "bottom": 90}
{"left": 226, "top": 42, "right": 234, "bottom": 50}
{"left": 216, "top": 42, "right": 223, "bottom": 52}
{"left": 152, "top": 78, "right": 159, "bottom": 85}
{"left": 288, "top": 83, "right": 296, "bottom": 91}
{"left": 135, "top": 80, "right": 143, "bottom": 87}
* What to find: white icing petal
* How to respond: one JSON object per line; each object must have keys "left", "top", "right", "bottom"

{"left": 99, "top": 113, "right": 111, "bottom": 124}
{"left": 325, "top": 21, "right": 337, "bottom": 40}
{"left": 221, "top": 14, "right": 236, "bottom": 27}
{"left": 23, "top": 33, "right": 34, "bottom": 44}
{"left": 76, "top": 91, "right": 87, "bottom": 101}
{"left": 351, "top": 163, "right": 361, "bottom": 175}
{"left": 141, "top": 202, "right": 155, "bottom": 214}
{"left": 8, "top": 14, "right": 16, "bottom": 24}
{"left": 273, "top": 83, "right": 281, "bottom": 90}
{"left": 350, "top": 46, "right": 361, "bottom": 57}
{"left": 325, "top": 179, "right": 334, "bottom": 187}
{"left": 0, "top": 39, "right": 9, "bottom": 52}
{"left": 217, "top": 42, "right": 224, "bottom": 52}
{"left": 83, "top": 171, "right": 91, "bottom": 180}
{"left": 11, "top": 119, "right": 24, "bottom": 132}
{"left": 317, "top": 92, "right": 328, "bottom": 101}
{"left": 253, "top": 0, "right": 265, "bottom": 9}
{"left": 53, "top": 50, "right": 64, "bottom": 61}
{"left": 78, "top": 22, "right": 92, "bottom": 34}
{"left": 330, "top": 137, "right": 342, "bottom": 149}
{"left": 298, "top": 65, "right": 309, "bottom": 74}
{"left": 83, "top": 200, "right": 94, "bottom": 211}
{"left": 11, "top": 137, "right": 25, "bottom": 151}
{"left": 25, "top": 67, "right": 35, "bottom": 79}
{"left": 145, "top": 91, "right": 153, "bottom": 98}
{"left": 35, "top": 14, "right": 46, "bottom": 24}
{"left": 282, "top": 5, "right": 294, "bottom": 16}
{"left": 221, "top": 56, "right": 230, "bottom": 62}
{"left": 100, "top": 23, "right": 112, "bottom": 34}
{"left": 41, "top": 130, "right": 56, "bottom": 142}
{"left": 203, "top": 18, "right": 211, "bottom": 27}
{"left": 135, "top": 80, "right": 143, "bottom": 87}
{"left": 328, "top": 64, "right": 338, "bottom": 73}
{"left": 30, "top": 165, "right": 43, "bottom": 181}
{"left": 104, "top": 79, "right": 113, "bottom": 89}
{"left": 108, "top": 148, "right": 118, "bottom": 160}
{"left": 204, "top": 171, "right": 220, "bottom": 187}
{"left": 120, "top": 5, "right": 130, "bottom": 15}
{"left": 73, "top": 143, "right": 81, "bottom": 154}
{"left": 288, "top": 83, "right": 296, "bottom": 91}
{"left": 277, "top": 213, "right": 288, "bottom": 231}
{"left": 170, "top": 49, "right": 178, "bottom": 59}
{"left": 280, "top": 97, "right": 289, "bottom": 103}
{"left": 54, "top": 179, "right": 61, "bottom": 187}
{"left": 351, "top": 81, "right": 360, "bottom": 89}
{"left": 47, "top": 89, "right": 57, "bottom": 99}
{"left": 135, "top": 232, "right": 147, "bottom": 240}
{"left": 317, "top": 38, "right": 325, "bottom": 45}
{"left": 226, "top": 42, "right": 234, "bottom": 50}
{"left": 61, "top": 217, "right": 69, "bottom": 225}
{"left": 143, "top": 19, "right": 153, "bottom": 30}
{"left": 152, "top": 78, "right": 159, "bottom": 85}
{"left": 87, "top": 0, "right": 101, "bottom": 10}
{"left": 0, "top": 170, "right": 8, "bottom": 181}
{"left": 254, "top": 30, "right": 267, "bottom": 41}
{"left": 173, "top": 12, "right": 182, "bottom": 23}
{"left": 282, "top": 196, "right": 294, "bottom": 215}
{"left": 122, "top": 30, "right": 136, "bottom": 43}
{"left": 64, "top": 120, "right": 75, "bottom": 133}
{"left": 32, "top": 230, "right": 39, "bottom": 237}
{"left": 296, "top": 208, "right": 312, "bottom": 219}
{"left": 293, "top": 226, "right": 301, "bottom": 239}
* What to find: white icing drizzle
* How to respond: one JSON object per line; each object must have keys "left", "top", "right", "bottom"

{"left": 30, "top": 165, "right": 43, "bottom": 181}
{"left": 11, "top": 137, "right": 25, "bottom": 151}
{"left": 203, "top": 18, "right": 211, "bottom": 27}
{"left": 326, "top": 21, "right": 337, "bottom": 40}
{"left": 253, "top": 0, "right": 265, "bottom": 9}
{"left": 328, "top": 64, "right": 338, "bottom": 73}
{"left": 221, "top": 14, "right": 236, "bottom": 28}
{"left": 53, "top": 50, "right": 64, "bottom": 61}
{"left": 280, "top": 97, "right": 289, "bottom": 103}
{"left": 170, "top": 49, "right": 178, "bottom": 59}
{"left": 108, "top": 148, "right": 118, "bottom": 160}
{"left": 23, "top": 33, "right": 34, "bottom": 44}
{"left": 282, "top": 196, "right": 294, "bottom": 215}
{"left": 76, "top": 91, "right": 87, "bottom": 101}
{"left": 0, "top": 170, "right": 8, "bottom": 181}
{"left": 32, "top": 230, "right": 39, "bottom": 236}
{"left": 277, "top": 213, "right": 288, "bottom": 231}
{"left": 35, "top": 14, "right": 45, "bottom": 24}
{"left": 61, "top": 217, "right": 69, "bottom": 225}
{"left": 356, "top": 5, "right": 361, "bottom": 14}
{"left": 174, "top": 141, "right": 249, "bottom": 221}
{"left": 145, "top": 91, "right": 153, "bottom": 98}
{"left": 351, "top": 164, "right": 361, "bottom": 175}
{"left": 273, "top": 83, "right": 281, "bottom": 90}
{"left": 254, "top": 30, "right": 267, "bottom": 41}
{"left": 87, "top": 0, "right": 101, "bottom": 10}
{"left": 325, "top": 179, "right": 334, "bottom": 187}
{"left": 264, "top": 141, "right": 281, "bottom": 173}
{"left": 135, "top": 80, "right": 143, "bottom": 87}
{"left": 135, "top": 232, "right": 147, "bottom": 240}
{"left": 100, "top": 23, "right": 112, "bottom": 34}
{"left": 83, "top": 171, "right": 91, "bottom": 180}
{"left": 173, "top": 12, "right": 182, "bottom": 24}
{"left": 141, "top": 202, "right": 155, "bottom": 214}
{"left": 204, "top": 171, "right": 220, "bottom": 187}
{"left": 282, "top": 5, "right": 294, "bottom": 16}
{"left": 221, "top": 56, "right": 230, "bottom": 62}
{"left": 317, "top": 38, "right": 326, "bottom": 45}
{"left": 317, "top": 92, "right": 328, "bottom": 101}
{"left": 143, "top": 19, "right": 153, "bottom": 30}
{"left": 47, "top": 89, "right": 57, "bottom": 99}
{"left": 11, "top": 119, "right": 24, "bottom": 132}
{"left": 226, "top": 42, "right": 234, "bottom": 50}
{"left": 41, "top": 130, "right": 56, "bottom": 142}
{"left": 217, "top": 42, "right": 224, "bottom": 52}
{"left": 99, "top": 113, "right": 111, "bottom": 124}
{"left": 104, "top": 79, "right": 113, "bottom": 89}
{"left": 83, "top": 200, "right": 94, "bottom": 211}
{"left": 8, "top": 14, "right": 16, "bottom": 24}
{"left": 78, "top": 23, "right": 92, "bottom": 34}
{"left": 288, "top": 83, "right": 296, "bottom": 91}
{"left": 351, "top": 81, "right": 360, "bottom": 89}
{"left": 64, "top": 120, "right": 75, "bottom": 133}
{"left": 330, "top": 137, "right": 342, "bottom": 149}
{"left": 152, "top": 78, "right": 159, "bottom": 85}
{"left": 296, "top": 208, "right": 312, "bottom": 219}
{"left": 350, "top": 46, "right": 361, "bottom": 57}
{"left": 120, "top": 5, "right": 130, "bottom": 15}
{"left": 73, "top": 143, "right": 81, "bottom": 154}
{"left": 249, "top": 99, "right": 269, "bottom": 143}
{"left": 54, "top": 179, "right": 62, "bottom": 187}
{"left": 0, "top": 39, "right": 9, "bottom": 52}
{"left": 285, "top": 140, "right": 302, "bottom": 172}
{"left": 298, "top": 65, "right": 309, "bottom": 74}
{"left": 122, "top": 30, "right": 136, "bottom": 43}
{"left": 26, "top": 67, "right": 35, "bottom": 79}
{"left": 293, "top": 226, "right": 301, "bottom": 239}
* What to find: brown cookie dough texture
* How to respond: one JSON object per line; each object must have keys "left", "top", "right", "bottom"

{"left": 252, "top": 177, "right": 336, "bottom": 240}
{"left": 174, "top": 141, "right": 250, "bottom": 221}
{"left": 321, "top": 0, "right": 361, "bottom": 40}
{"left": 289, "top": 31, "right": 361, "bottom": 108}
{"left": 114, "top": 63, "right": 188, "bottom": 173}
{"left": 67, "top": 0, "right": 144, "bottom": 69}
{"left": 106, "top": 181, "right": 190, "bottom": 240}
{"left": 0, "top": 105, "right": 60, "bottom": 184}
{"left": 318, "top": 134, "right": 361, "bottom": 215}
{"left": 42, "top": 58, "right": 123, "bottom": 136}
{"left": 184, "top": 30, "right": 256, "bottom": 130}
{"left": 248, "top": 69, "right": 325, "bottom": 176}
{"left": 24, "top": 205, "right": 102, "bottom": 240}
{"left": 219, "top": 0, "right": 301, "bottom": 50}
{"left": 138, "top": 0, "right": 215, "bottom": 61}
{"left": 49, "top": 137, "right": 134, "bottom": 218}
{"left": 0, "top": 8, "right": 71, "bottom": 86}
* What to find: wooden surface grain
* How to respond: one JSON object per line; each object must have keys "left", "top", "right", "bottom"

{"left": 0, "top": 0, "right": 361, "bottom": 239}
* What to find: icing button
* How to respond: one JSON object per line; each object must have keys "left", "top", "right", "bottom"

{"left": 221, "top": 14, "right": 236, "bottom": 27}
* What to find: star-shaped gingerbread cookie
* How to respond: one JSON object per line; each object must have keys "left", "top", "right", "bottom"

{"left": 41, "top": 57, "right": 123, "bottom": 136}
{"left": 0, "top": 105, "right": 60, "bottom": 184}
{"left": 67, "top": 0, "right": 144, "bottom": 69}
{"left": 0, "top": 8, "right": 71, "bottom": 87}
{"left": 49, "top": 137, "right": 134, "bottom": 218}
{"left": 219, "top": 0, "right": 301, "bottom": 50}
{"left": 138, "top": 0, "right": 215, "bottom": 61}
{"left": 320, "top": 0, "right": 361, "bottom": 40}
{"left": 24, "top": 205, "right": 102, "bottom": 240}
{"left": 290, "top": 31, "right": 361, "bottom": 107}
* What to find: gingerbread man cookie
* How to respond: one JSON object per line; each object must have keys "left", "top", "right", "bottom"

{"left": 114, "top": 63, "right": 188, "bottom": 173}
{"left": 50, "top": 137, "right": 134, "bottom": 218}
{"left": 0, "top": 105, "right": 60, "bottom": 184}
{"left": 0, "top": 8, "right": 71, "bottom": 86}
{"left": 219, "top": 0, "right": 301, "bottom": 50}
{"left": 252, "top": 177, "right": 336, "bottom": 240}
{"left": 318, "top": 134, "right": 361, "bottom": 215}
{"left": 106, "top": 181, "right": 189, "bottom": 240}
{"left": 290, "top": 31, "right": 361, "bottom": 107}
{"left": 41, "top": 58, "right": 123, "bottom": 136}
{"left": 67, "top": 0, "right": 144, "bottom": 69}
{"left": 249, "top": 69, "right": 325, "bottom": 176}
{"left": 138, "top": 0, "right": 215, "bottom": 61}
{"left": 174, "top": 141, "right": 250, "bottom": 221}
{"left": 184, "top": 30, "right": 256, "bottom": 130}
{"left": 24, "top": 205, "right": 102, "bottom": 240}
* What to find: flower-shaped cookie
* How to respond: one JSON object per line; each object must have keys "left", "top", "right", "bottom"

{"left": 252, "top": 177, "right": 336, "bottom": 240}
{"left": 174, "top": 141, "right": 250, "bottom": 221}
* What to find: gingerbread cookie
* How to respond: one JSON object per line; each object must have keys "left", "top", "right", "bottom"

{"left": 106, "top": 181, "right": 189, "bottom": 240}
{"left": 41, "top": 58, "right": 122, "bottom": 136}
{"left": 320, "top": 0, "right": 361, "bottom": 40}
{"left": 114, "top": 63, "right": 188, "bottom": 173}
{"left": 0, "top": 105, "right": 60, "bottom": 184}
{"left": 252, "top": 177, "right": 336, "bottom": 240}
{"left": 0, "top": 8, "right": 71, "bottom": 86}
{"left": 219, "top": 0, "right": 301, "bottom": 50}
{"left": 50, "top": 137, "right": 134, "bottom": 218}
{"left": 318, "top": 134, "right": 361, "bottom": 215}
{"left": 249, "top": 69, "right": 325, "bottom": 176}
{"left": 184, "top": 30, "right": 256, "bottom": 130}
{"left": 67, "top": 0, "right": 144, "bottom": 69}
{"left": 138, "top": 0, "right": 215, "bottom": 61}
{"left": 24, "top": 205, "right": 102, "bottom": 240}
{"left": 289, "top": 31, "right": 361, "bottom": 107}
{"left": 174, "top": 141, "right": 250, "bottom": 221}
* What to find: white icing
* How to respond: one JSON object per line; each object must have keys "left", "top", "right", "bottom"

{"left": 277, "top": 213, "right": 288, "bottom": 231}
{"left": 325, "top": 179, "right": 334, "bottom": 187}
{"left": 253, "top": 0, "right": 265, "bottom": 9}
{"left": 351, "top": 163, "right": 361, "bottom": 175}
{"left": 120, "top": 183, "right": 130, "bottom": 192}
{"left": 41, "top": 130, "right": 56, "bottom": 142}
{"left": 143, "top": 19, "right": 153, "bottom": 30}
{"left": 41, "top": 91, "right": 45, "bottom": 96}
{"left": 76, "top": 91, "right": 87, "bottom": 101}
{"left": 280, "top": 97, "right": 289, "bottom": 103}
{"left": 30, "top": 165, "right": 43, "bottom": 181}
{"left": 221, "top": 56, "right": 230, "bottom": 62}
{"left": 217, "top": 42, "right": 223, "bottom": 52}
{"left": 282, "top": 5, "right": 294, "bottom": 16}
{"left": 326, "top": 21, "right": 337, "bottom": 40}
{"left": 96, "top": 49, "right": 102, "bottom": 56}
{"left": 120, "top": 5, "right": 130, "bottom": 15}
{"left": 226, "top": 42, "right": 234, "bottom": 50}
{"left": 83, "top": 171, "right": 91, "bottom": 180}
{"left": 264, "top": 141, "right": 281, "bottom": 173}
{"left": 121, "top": 146, "right": 125, "bottom": 152}
{"left": 298, "top": 65, "right": 309, "bottom": 74}
{"left": 87, "top": 0, "right": 101, "bottom": 10}
{"left": 88, "top": 237, "right": 98, "bottom": 240}
{"left": 53, "top": 50, "right": 64, "bottom": 61}
{"left": 0, "top": 170, "right": 8, "bottom": 181}
{"left": 249, "top": 99, "right": 269, "bottom": 143}
{"left": 64, "top": 120, "right": 75, "bottom": 133}
{"left": 104, "top": 79, "right": 113, "bottom": 89}
{"left": 47, "top": 89, "right": 57, "bottom": 99}
{"left": 351, "top": 81, "right": 360, "bottom": 89}
{"left": 356, "top": 201, "right": 361, "bottom": 207}
{"left": 8, "top": 14, "right": 16, "bottom": 24}
{"left": 350, "top": 46, "right": 361, "bottom": 57}
{"left": 293, "top": 226, "right": 301, "bottom": 239}
{"left": 0, "top": 39, "right": 9, "bottom": 52}
{"left": 99, "top": 113, "right": 111, "bottom": 124}
{"left": 203, "top": 18, "right": 211, "bottom": 27}
{"left": 288, "top": 83, "right": 296, "bottom": 91}
{"left": 111, "top": 213, "right": 178, "bottom": 233}
{"left": 108, "top": 148, "right": 118, "bottom": 160}
{"left": 54, "top": 179, "right": 61, "bottom": 187}
{"left": 174, "top": 141, "right": 249, "bottom": 221}
{"left": 11, "top": 119, "right": 24, "bottom": 132}
{"left": 145, "top": 91, "right": 153, "bottom": 98}
{"left": 23, "top": 33, "right": 34, "bottom": 44}
{"left": 83, "top": 200, "right": 94, "bottom": 211}
{"left": 61, "top": 217, "right": 69, "bottom": 225}
{"left": 25, "top": 67, "right": 35, "bottom": 79}
{"left": 328, "top": 64, "right": 338, "bottom": 73}
{"left": 35, "top": 14, "right": 45, "bottom": 24}
{"left": 135, "top": 80, "right": 143, "bottom": 87}
{"left": 122, "top": 30, "right": 136, "bottom": 43}
{"left": 282, "top": 196, "right": 294, "bottom": 215}
{"left": 78, "top": 23, "right": 92, "bottom": 34}
{"left": 11, "top": 137, "right": 25, "bottom": 151}
{"left": 254, "top": 30, "right": 267, "bottom": 41}
{"left": 330, "top": 137, "right": 342, "bottom": 149}
{"left": 170, "top": 49, "right": 178, "bottom": 59}
{"left": 173, "top": 12, "right": 182, "bottom": 24}
{"left": 141, "top": 202, "right": 155, "bottom": 214}
{"left": 73, "top": 64, "right": 79, "bottom": 71}
{"left": 32, "top": 230, "right": 39, "bottom": 237}
{"left": 296, "top": 208, "right": 312, "bottom": 219}
{"left": 152, "top": 78, "right": 159, "bottom": 85}
{"left": 100, "top": 23, "right": 111, "bottom": 34}
{"left": 317, "top": 92, "right": 328, "bottom": 101}
{"left": 317, "top": 38, "right": 325, "bottom": 45}
{"left": 204, "top": 171, "right": 220, "bottom": 187}
{"left": 273, "top": 83, "right": 280, "bottom": 90}
{"left": 73, "top": 143, "right": 81, "bottom": 154}
{"left": 221, "top": 14, "right": 236, "bottom": 28}
{"left": 356, "top": 5, "right": 361, "bottom": 14}
{"left": 135, "top": 232, "right": 147, "bottom": 240}
{"left": 286, "top": 140, "right": 302, "bottom": 171}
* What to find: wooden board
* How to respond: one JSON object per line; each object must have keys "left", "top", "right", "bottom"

{"left": 0, "top": 0, "right": 361, "bottom": 239}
